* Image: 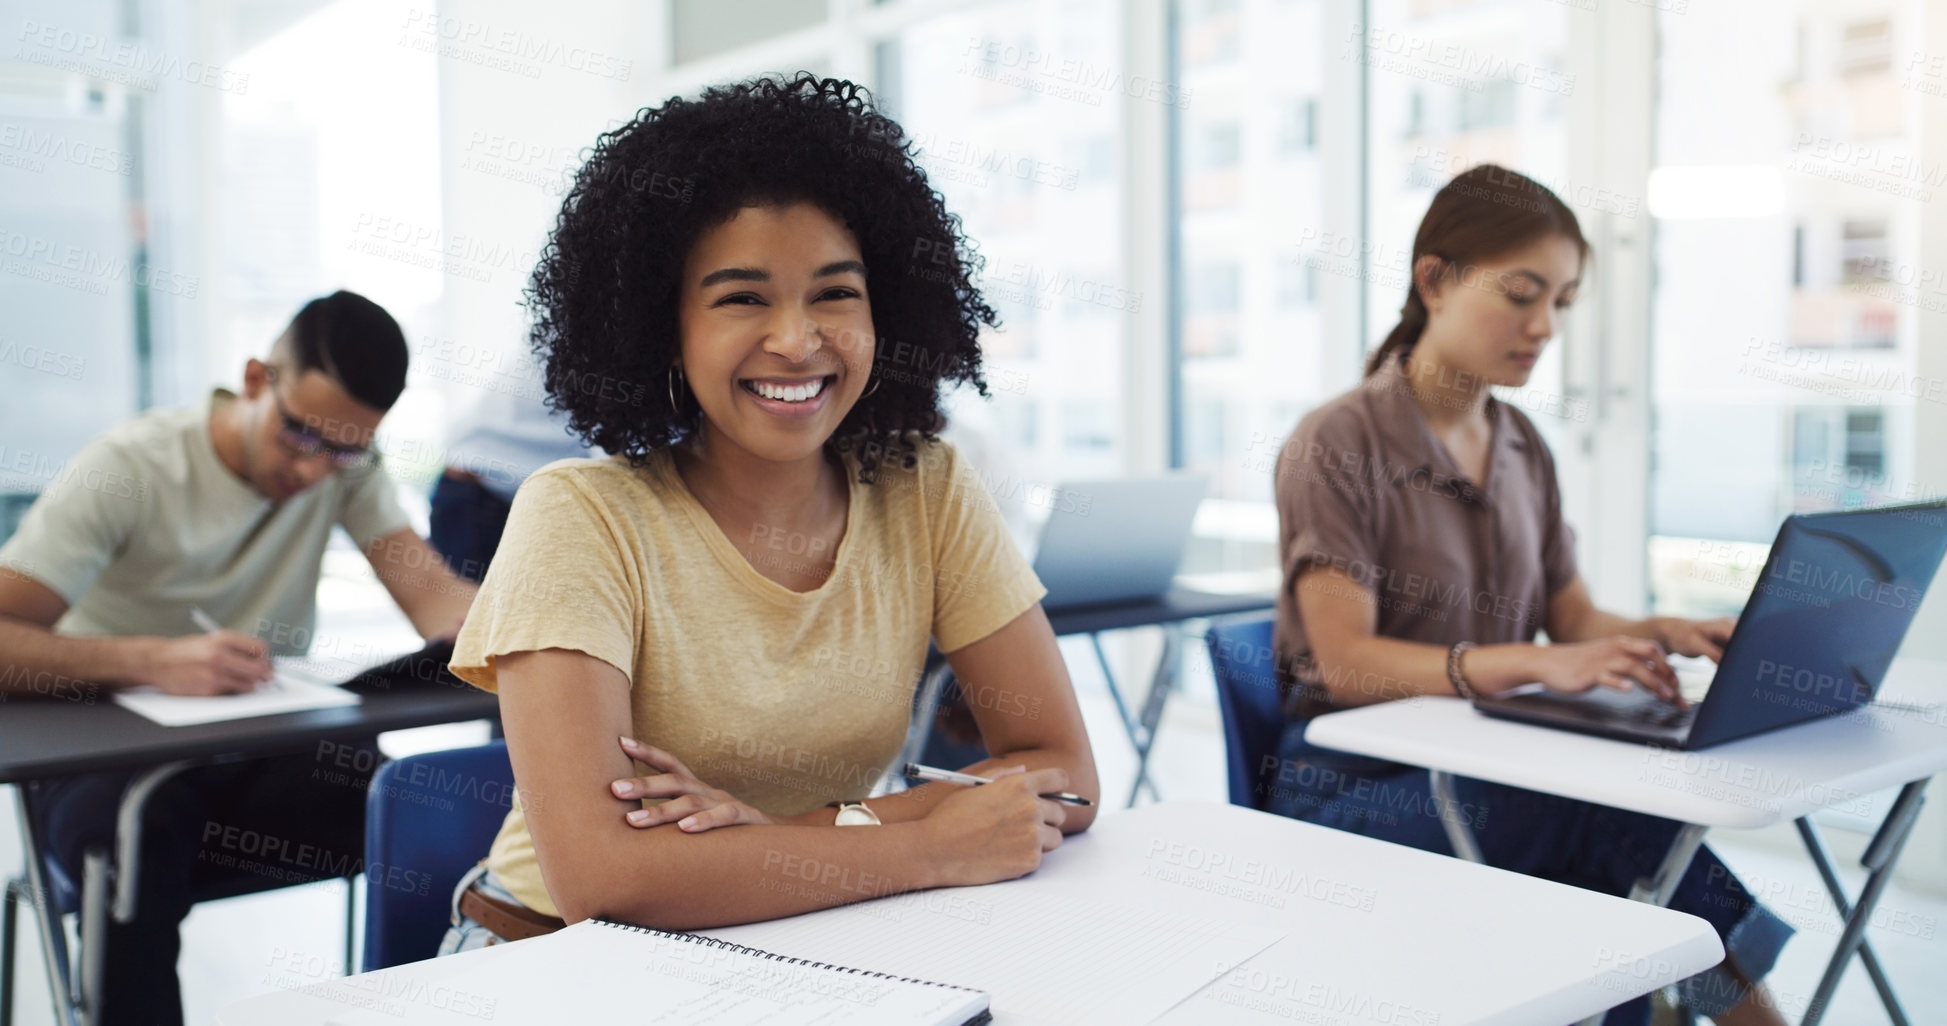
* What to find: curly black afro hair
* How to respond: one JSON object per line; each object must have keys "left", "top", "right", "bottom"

{"left": 527, "top": 72, "right": 999, "bottom": 483}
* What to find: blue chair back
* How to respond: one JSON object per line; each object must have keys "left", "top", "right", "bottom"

{"left": 1205, "top": 617, "right": 1287, "bottom": 810}
{"left": 362, "top": 741, "right": 515, "bottom": 970}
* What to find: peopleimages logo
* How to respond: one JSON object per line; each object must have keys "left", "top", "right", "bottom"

{"left": 15, "top": 20, "right": 251, "bottom": 93}
{"left": 0, "top": 124, "right": 131, "bottom": 176}
{"left": 398, "top": 8, "right": 633, "bottom": 81}
{"left": 1764, "top": 556, "right": 1923, "bottom": 610}
{"left": 960, "top": 38, "right": 1193, "bottom": 109}
{"left": 0, "top": 228, "right": 198, "bottom": 297}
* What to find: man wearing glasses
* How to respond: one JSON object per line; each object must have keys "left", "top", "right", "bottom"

{"left": 0, "top": 290, "right": 477, "bottom": 1026}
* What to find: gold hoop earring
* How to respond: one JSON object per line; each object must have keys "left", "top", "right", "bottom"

{"left": 666, "top": 366, "right": 686, "bottom": 410}
{"left": 860, "top": 376, "right": 880, "bottom": 400}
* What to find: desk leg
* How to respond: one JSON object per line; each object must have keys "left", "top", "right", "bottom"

{"left": 12, "top": 790, "right": 78, "bottom": 1026}
{"left": 1089, "top": 634, "right": 1138, "bottom": 739}
{"left": 1428, "top": 771, "right": 1484, "bottom": 864}
{"left": 1572, "top": 822, "right": 1707, "bottom": 1026}
{"left": 1087, "top": 634, "right": 1163, "bottom": 808}
{"left": 1424, "top": 778, "right": 1712, "bottom": 1026}
{"left": 1797, "top": 778, "right": 1927, "bottom": 1026}
{"left": 344, "top": 880, "right": 357, "bottom": 976}
{"left": 78, "top": 851, "right": 105, "bottom": 1026}
{"left": 897, "top": 662, "right": 959, "bottom": 779}
{"left": 110, "top": 762, "right": 193, "bottom": 924}
{"left": 1794, "top": 818, "right": 1906, "bottom": 1026}
{"left": 2, "top": 876, "right": 15, "bottom": 1026}
{"left": 73, "top": 761, "right": 195, "bottom": 1024}
{"left": 1628, "top": 823, "right": 1707, "bottom": 906}
{"left": 1124, "top": 628, "right": 1182, "bottom": 809}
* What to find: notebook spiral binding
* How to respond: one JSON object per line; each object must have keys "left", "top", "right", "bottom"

{"left": 594, "top": 919, "right": 983, "bottom": 994}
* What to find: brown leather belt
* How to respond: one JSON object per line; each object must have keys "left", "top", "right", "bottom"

{"left": 458, "top": 883, "right": 565, "bottom": 943}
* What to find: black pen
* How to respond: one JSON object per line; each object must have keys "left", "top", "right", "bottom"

{"left": 904, "top": 762, "right": 1094, "bottom": 806}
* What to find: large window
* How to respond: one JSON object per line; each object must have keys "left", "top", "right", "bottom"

{"left": 1167, "top": 0, "right": 1589, "bottom": 579}
{"left": 211, "top": 0, "right": 445, "bottom": 494}
{"left": 1171, "top": 0, "right": 1330, "bottom": 576}
{"left": 1647, "top": 0, "right": 1928, "bottom": 617}
{"left": 0, "top": 0, "right": 446, "bottom": 545}
{"left": 881, "top": 0, "right": 1128, "bottom": 511}
{"left": 1361, "top": 0, "right": 1575, "bottom": 455}
{"left": 0, "top": 0, "right": 145, "bottom": 538}
{"left": 14, "top": 0, "right": 1940, "bottom": 625}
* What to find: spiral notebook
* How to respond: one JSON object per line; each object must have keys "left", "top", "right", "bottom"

{"left": 222, "top": 918, "right": 990, "bottom": 1026}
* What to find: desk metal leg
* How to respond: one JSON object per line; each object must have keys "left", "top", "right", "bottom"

{"left": 896, "top": 662, "right": 960, "bottom": 780}
{"left": 1425, "top": 773, "right": 1710, "bottom": 1026}
{"left": 1428, "top": 771, "right": 1483, "bottom": 864}
{"left": 1794, "top": 817, "right": 1906, "bottom": 1026}
{"left": 1088, "top": 617, "right": 1238, "bottom": 808}
{"left": 1088, "top": 634, "right": 1138, "bottom": 739}
{"left": 110, "top": 762, "right": 192, "bottom": 924}
{"left": 1088, "top": 634, "right": 1162, "bottom": 807}
{"left": 77, "top": 852, "right": 106, "bottom": 1026}
{"left": 344, "top": 880, "right": 356, "bottom": 976}
{"left": 2, "top": 876, "right": 16, "bottom": 1026}
{"left": 1798, "top": 778, "right": 1927, "bottom": 1026}
{"left": 72, "top": 761, "right": 196, "bottom": 1024}
{"left": 1573, "top": 822, "right": 1708, "bottom": 1026}
{"left": 12, "top": 788, "right": 77, "bottom": 1026}
{"left": 1124, "top": 628, "right": 1182, "bottom": 809}
{"left": 1630, "top": 823, "right": 1707, "bottom": 906}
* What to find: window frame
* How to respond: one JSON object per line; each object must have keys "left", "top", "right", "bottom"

{"left": 639, "top": 0, "right": 1722, "bottom": 615}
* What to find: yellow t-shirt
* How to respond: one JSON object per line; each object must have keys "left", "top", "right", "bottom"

{"left": 449, "top": 439, "right": 1045, "bottom": 917}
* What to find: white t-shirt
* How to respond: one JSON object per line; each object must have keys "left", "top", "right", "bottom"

{"left": 0, "top": 390, "right": 412, "bottom": 655}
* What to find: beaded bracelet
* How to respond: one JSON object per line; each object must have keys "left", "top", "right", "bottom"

{"left": 1446, "top": 641, "right": 1479, "bottom": 700}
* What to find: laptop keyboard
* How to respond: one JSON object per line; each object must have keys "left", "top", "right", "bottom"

{"left": 1612, "top": 697, "right": 1697, "bottom": 731}
{"left": 1541, "top": 685, "right": 1698, "bottom": 731}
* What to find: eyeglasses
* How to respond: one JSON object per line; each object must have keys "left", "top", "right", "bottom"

{"left": 263, "top": 366, "right": 379, "bottom": 472}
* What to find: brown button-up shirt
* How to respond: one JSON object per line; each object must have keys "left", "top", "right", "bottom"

{"left": 1273, "top": 358, "right": 1579, "bottom": 718}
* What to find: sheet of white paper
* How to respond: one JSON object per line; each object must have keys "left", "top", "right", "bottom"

{"left": 706, "top": 887, "right": 1284, "bottom": 1026}
{"left": 112, "top": 659, "right": 360, "bottom": 726}
{"left": 278, "top": 640, "right": 424, "bottom": 688}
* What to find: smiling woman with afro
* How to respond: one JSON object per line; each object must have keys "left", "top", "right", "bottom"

{"left": 531, "top": 72, "right": 999, "bottom": 481}
{"left": 435, "top": 73, "right": 1100, "bottom": 946}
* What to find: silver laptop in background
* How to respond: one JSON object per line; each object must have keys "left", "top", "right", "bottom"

{"left": 1031, "top": 474, "right": 1209, "bottom": 610}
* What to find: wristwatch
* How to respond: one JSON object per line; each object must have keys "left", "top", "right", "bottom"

{"left": 829, "top": 800, "right": 881, "bottom": 826}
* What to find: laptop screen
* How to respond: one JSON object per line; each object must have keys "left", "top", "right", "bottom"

{"left": 1690, "top": 501, "right": 1947, "bottom": 747}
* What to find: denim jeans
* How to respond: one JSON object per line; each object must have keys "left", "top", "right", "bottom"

{"left": 33, "top": 738, "right": 384, "bottom": 1026}
{"left": 427, "top": 474, "right": 512, "bottom": 584}
{"left": 1264, "top": 721, "right": 1794, "bottom": 1025}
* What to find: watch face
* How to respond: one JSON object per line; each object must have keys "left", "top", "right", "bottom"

{"left": 834, "top": 803, "right": 881, "bottom": 826}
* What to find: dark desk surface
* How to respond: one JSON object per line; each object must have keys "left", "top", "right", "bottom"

{"left": 1, "top": 591, "right": 1271, "bottom": 786}
{"left": 0, "top": 650, "right": 499, "bottom": 786}
{"left": 1043, "top": 587, "right": 1275, "bottom": 638}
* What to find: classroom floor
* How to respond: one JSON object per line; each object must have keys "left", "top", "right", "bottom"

{"left": 3, "top": 627, "right": 1944, "bottom": 1025}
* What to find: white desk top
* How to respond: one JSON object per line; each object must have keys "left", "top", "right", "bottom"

{"left": 1305, "top": 690, "right": 1947, "bottom": 830}
{"left": 708, "top": 802, "right": 1721, "bottom": 1026}
{"left": 216, "top": 802, "right": 1717, "bottom": 1026}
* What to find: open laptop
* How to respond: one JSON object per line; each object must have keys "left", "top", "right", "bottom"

{"left": 1475, "top": 499, "right": 1947, "bottom": 749}
{"left": 1031, "top": 474, "right": 1208, "bottom": 611}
